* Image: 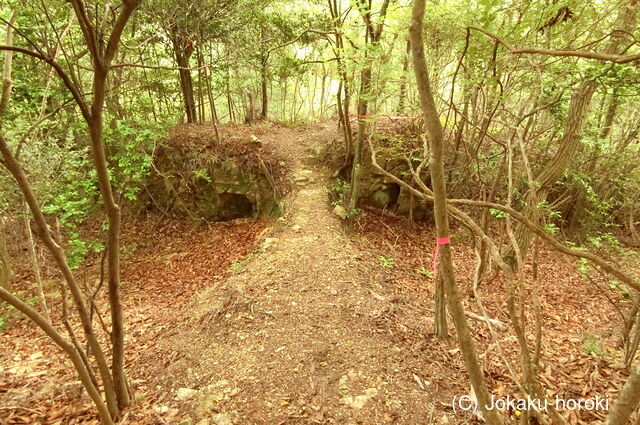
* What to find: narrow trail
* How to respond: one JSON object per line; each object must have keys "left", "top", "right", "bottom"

{"left": 148, "top": 123, "right": 453, "bottom": 424}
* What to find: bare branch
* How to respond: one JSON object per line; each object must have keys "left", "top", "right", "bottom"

{"left": 469, "top": 26, "right": 640, "bottom": 64}
{"left": 104, "top": 0, "right": 140, "bottom": 67}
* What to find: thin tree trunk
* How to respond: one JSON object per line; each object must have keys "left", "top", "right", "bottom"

{"left": 227, "top": 67, "right": 234, "bottom": 123}
{"left": 291, "top": 79, "right": 297, "bottom": 122}
{"left": 87, "top": 105, "right": 129, "bottom": 413}
{"left": 196, "top": 47, "right": 206, "bottom": 123}
{"left": 347, "top": 67, "right": 371, "bottom": 211}
{"left": 0, "top": 11, "right": 17, "bottom": 117}
{"left": 505, "top": 81, "right": 596, "bottom": 268}
{"left": 337, "top": 81, "right": 351, "bottom": 158}
{"left": 433, "top": 273, "right": 448, "bottom": 337}
{"left": 397, "top": 37, "right": 410, "bottom": 113}
{"left": 320, "top": 70, "right": 327, "bottom": 117}
{"left": 0, "top": 13, "right": 16, "bottom": 291}
{"left": 204, "top": 66, "right": 220, "bottom": 140}
{"left": 605, "top": 361, "right": 640, "bottom": 425}
{"left": 24, "top": 204, "right": 51, "bottom": 322}
{"left": 409, "top": 1, "right": 503, "bottom": 424}
{"left": 0, "top": 220, "right": 11, "bottom": 290}
{"left": 73, "top": 0, "right": 140, "bottom": 411}
{"left": 261, "top": 57, "right": 268, "bottom": 119}
{"left": 281, "top": 78, "right": 286, "bottom": 120}
{"left": 328, "top": 0, "right": 354, "bottom": 167}
{"left": 39, "top": 14, "right": 74, "bottom": 118}
{"left": 310, "top": 72, "right": 318, "bottom": 118}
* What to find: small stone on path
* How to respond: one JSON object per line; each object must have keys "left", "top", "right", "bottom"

{"left": 333, "top": 205, "right": 347, "bottom": 219}
{"left": 176, "top": 387, "right": 198, "bottom": 401}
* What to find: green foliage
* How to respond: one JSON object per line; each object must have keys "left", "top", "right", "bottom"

{"left": 105, "top": 120, "right": 160, "bottom": 202}
{"left": 581, "top": 333, "right": 603, "bottom": 356}
{"left": 586, "top": 233, "right": 621, "bottom": 251}
{"left": 66, "top": 234, "right": 88, "bottom": 269}
{"left": 417, "top": 267, "right": 434, "bottom": 279}
{"left": 331, "top": 178, "right": 350, "bottom": 207}
{"left": 578, "top": 258, "right": 590, "bottom": 280}
{"left": 543, "top": 223, "right": 559, "bottom": 234}
{"left": 346, "top": 208, "right": 365, "bottom": 219}
{"left": 532, "top": 200, "right": 562, "bottom": 234}
{"left": 379, "top": 255, "right": 394, "bottom": 269}
{"left": 489, "top": 208, "right": 507, "bottom": 219}
{"left": 608, "top": 280, "right": 630, "bottom": 299}
{"left": 41, "top": 148, "right": 98, "bottom": 226}
{"left": 563, "top": 171, "right": 617, "bottom": 236}
{"left": 26, "top": 296, "right": 40, "bottom": 307}
{"left": 581, "top": 332, "right": 611, "bottom": 358}
{"left": 579, "top": 258, "right": 630, "bottom": 300}
{"left": 230, "top": 262, "right": 245, "bottom": 273}
{"left": 193, "top": 168, "right": 212, "bottom": 183}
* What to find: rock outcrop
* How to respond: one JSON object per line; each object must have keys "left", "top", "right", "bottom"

{"left": 144, "top": 125, "right": 288, "bottom": 221}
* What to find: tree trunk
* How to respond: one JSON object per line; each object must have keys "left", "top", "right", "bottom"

{"left": 605, "top": 361, "right": 640, "bottom": 425}
{"left": 320, "top": 71, "right": 327, "bottom": 117}
{"left": 0, "top": 12, "right": 17, "bottom": 291}
{"left": 433, "top": 274, "right": 448, "bottom": 338}
{"left": 0, "top": 133, "right": 120, "bottom": 420}
{"left": 567, "top": 90, "right": 619, "bottom": 236}
{"left": 506, "top": 0, "right": 637, "bottom": 267}
{"left": 226, "top": 67, "right": 235, "bottom": 123}
{"left": 347, "top": 66, "right": 371, "bottom": 211}
{"left": 196, "top": 46, "right": 206, "bottom": 123}
{"left": 245, "top": 88, "right": 256, "bottom": 123}
{"left": 261, "top": 56, "right": 268, "bottom": 119}
{"left": 397, "top": 37, "right": 410, "bottom": 113}
{"left": 88, "top": 77, "right": 130, "bottom": 412}
{"left": 347, "top": 0, "right": 391, "bottom": 211}
{"left": 0, "top": 11, "right": 17, "bottom": 117}
{"left": 172, "top": 35, "right": 197, "bottom": 123}
{"left": 505, "top": 81, "right": 596, "bottom": 268}
{"left": 24, "top": 204, "right": 51, "bottom": 322}
{"left": 409, "top": 1, "right": 503, "bottom": 424}
{"left": 329, "top": 0, "right": 354, "bottom": 168}
{"left": 290, "top": 80, "right": 297, "bottom": 122}
{"left": 203, "top": 60, "right": 220, "bottom": 140}
{"left": 0, "top": 221, "right": 11, "bottom": 290}
{"left": 0, "top": 286, "right": 115, "bottom": 424}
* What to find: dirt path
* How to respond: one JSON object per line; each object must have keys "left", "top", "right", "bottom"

{"left": 145, "top": 123, "right": 454, "bottom": 425}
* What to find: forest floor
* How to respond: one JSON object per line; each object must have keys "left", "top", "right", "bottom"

{"left": 1, "top": 121, "right": 638, "bottom": 425}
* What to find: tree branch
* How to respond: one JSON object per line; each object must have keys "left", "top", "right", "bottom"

{"left": 0, "top": 286, "right": 113, "bottom": 425}
{"left": 469, "top": 26, "right": 640, "bottom": 64}
{"left": 104, "top": 0, "right": 140, "bottom": 67}
{"left": 0, "top": 46, "right": 91, "bottom": 121}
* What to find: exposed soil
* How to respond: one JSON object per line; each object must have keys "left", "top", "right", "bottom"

{"left": 1, "top": 122, "right": 639, "bottom": 425}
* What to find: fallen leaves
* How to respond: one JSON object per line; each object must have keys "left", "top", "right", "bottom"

{"left": 1, "top": 213, "right": 268, "bottom": 424}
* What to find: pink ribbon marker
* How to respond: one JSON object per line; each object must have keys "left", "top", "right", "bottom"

{"left": 432, "top": 237, "right": 451, "bottom": 279}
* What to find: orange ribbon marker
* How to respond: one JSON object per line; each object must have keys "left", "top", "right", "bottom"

{"left": 432, "top": 237, "right": 451, "bottom": 279}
